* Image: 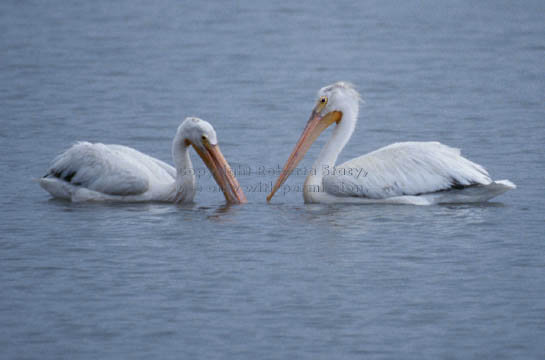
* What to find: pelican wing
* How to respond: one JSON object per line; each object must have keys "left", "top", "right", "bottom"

{"left": 44, "top": 142, "right": 175, "bottom": 196}
{"left": 108, "top": 144, "right": 177, "bottom": 179}
{"left": 322, "top": 142, "right": 492, "bottom": 199}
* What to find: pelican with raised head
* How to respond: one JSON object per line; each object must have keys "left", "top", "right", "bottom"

{"left": 267, "top": 82, "right": 515, "bottom": 205}
{"left": 39, "top": 117, "right": 247, "bottom": 204}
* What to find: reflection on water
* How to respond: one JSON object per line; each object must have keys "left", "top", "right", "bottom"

{"left": 293, "top": 203, "right": 493, "bottom": 235}
{"left": 205, "top": 203, "right": 245, "bottom": 222}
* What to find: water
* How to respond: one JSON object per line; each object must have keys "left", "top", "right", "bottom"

{"left": 1, "top": 0, "right": 544, "bottom": 358}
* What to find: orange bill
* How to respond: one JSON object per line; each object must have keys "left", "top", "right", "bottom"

{"left": 194, "top": 143, "right": 247, "bottom": 204}
{"left": 266, "top": 109, "right": 342, "bottom": 202}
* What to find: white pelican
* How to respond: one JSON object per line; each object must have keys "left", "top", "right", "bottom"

{"left": 39, "top": 117, "right": 247, "bottom": 204}
{"left": 267, "top": 82, "right": 515, "bottom": 205}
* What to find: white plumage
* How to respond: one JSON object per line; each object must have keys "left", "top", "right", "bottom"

{"left": 39, "top": 117, "right": 246, "bottom": 204}
{"left": 323, "top": 141, "right": 490, "bottom": 198}
{"left": 268, "top": 82, "right": 515, "bottom": 205}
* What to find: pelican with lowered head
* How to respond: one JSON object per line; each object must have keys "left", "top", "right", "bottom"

{"left": 39, "top": 117, "right": 247, "bottom": 204}
{"left": 267, "top": 82, "right": 515, "bottom": 205}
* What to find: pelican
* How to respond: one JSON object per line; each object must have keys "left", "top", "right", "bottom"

{"left": 267, "top": 82, "right": 515, "bottom": 205}
{"left": 39, "top": 117, "right": 247, "bottom": 204}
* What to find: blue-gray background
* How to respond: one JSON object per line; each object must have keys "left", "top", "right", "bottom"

{"left": 1, "top": 0, "right": 544, "bottom": 359}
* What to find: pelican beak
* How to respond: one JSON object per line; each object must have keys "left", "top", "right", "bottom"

{"left": 193, "top": 142, "right": 247, "bottom": 204}
{"left": 266, "top": 107, "right": 342, "bottom": 202}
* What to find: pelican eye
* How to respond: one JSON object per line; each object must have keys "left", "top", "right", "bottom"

{"left": 201, "top": 135, "right": 207, "bottom": 141}
{"left": 320, "top": 96, "right": 328, "bottom": 104}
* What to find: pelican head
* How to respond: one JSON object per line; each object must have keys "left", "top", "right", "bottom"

{"left": 266, "top": 82, "right": 361, "bottom": 202}
{"left": 177, "top": 117, "right": 247, "bottom": 204}
{"left": 315, "top": 81, "right": 361, "bottom": 118}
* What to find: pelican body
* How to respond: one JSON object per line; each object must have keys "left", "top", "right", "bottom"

{"left": 39, "top": 117, "right": 247, "bottom": 204}
{"left": 267, "top": 82, "right": 515, "bottom": 205}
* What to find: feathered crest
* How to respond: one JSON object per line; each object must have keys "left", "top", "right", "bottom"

{"left": 320, "top": 81, "right": 364, "bottom": 104}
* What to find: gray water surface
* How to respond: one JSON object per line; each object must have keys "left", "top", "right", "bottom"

{"left": 1, "top": 1, "right": 544, "bottom": 359}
